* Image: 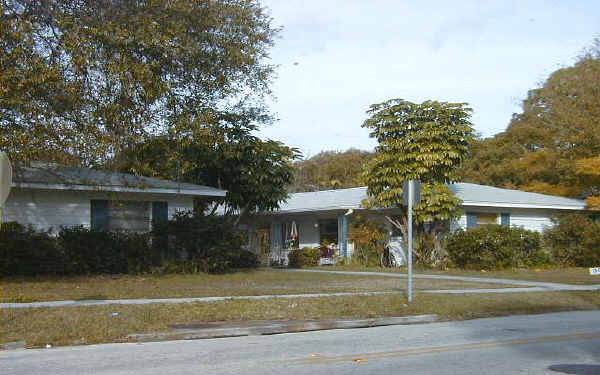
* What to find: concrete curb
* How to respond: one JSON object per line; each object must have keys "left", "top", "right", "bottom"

{"left": 128, "top": 314, "right": 439, "bottom": 342}
{"left": 0, "top": 341, "right": 27, "bottom": 350}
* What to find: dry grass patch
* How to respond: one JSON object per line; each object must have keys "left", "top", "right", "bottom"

{"left": 2, "top": 290, "right": 599, "bottom": 348}
{"left": 0, "top": 270, "right": 511, "bottom": 303}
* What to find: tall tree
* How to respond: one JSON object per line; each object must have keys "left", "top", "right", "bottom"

{"left": 116, "top": 122, "right": 301, "bottom": 220}
{"left": 362, "top": 99, "right": 474, "bottom": 265}
{"left": 459, "top": 39, "right": 600, "bottom": 209}
{"left": 1, "top": 0, "right": 277, "bottom": 167}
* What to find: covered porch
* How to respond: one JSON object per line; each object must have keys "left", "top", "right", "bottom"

{"left": 247, "top": 210, "right": 352, "bottom": 266}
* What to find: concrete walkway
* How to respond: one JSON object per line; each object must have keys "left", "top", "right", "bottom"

{"left": 2, "top": 268, "right": 599, "bottom": 310}
{"left": 280, "top": 268, "right": 600, "bottom": 290}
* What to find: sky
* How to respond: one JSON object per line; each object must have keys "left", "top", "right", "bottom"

{"left": 256, "top": 0, "right": 600, "bottom": 158}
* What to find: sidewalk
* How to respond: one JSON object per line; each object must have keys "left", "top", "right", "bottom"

{"left": 2, "top": 269, "right": 599, "bottom": 309}
{"left": 282, "top": 269, "right": 600, "bottom": 293}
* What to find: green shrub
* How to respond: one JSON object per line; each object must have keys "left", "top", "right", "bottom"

{"left": 0, "top": 222, "right": 62, "bottom": 276}
{"left": 231, "top": 249, "right": 260, "bottom": 269}
{"left": 543, "top": 214, "right": 600, "bottom": 267}
{"left": 288, "top": 247, "right": 321, "bottom": 268}
{"left": 1, "top": 212, "right": 258, "bottom": 276}
{"left": 446, "top": 225, "right": 549, "bottom": 270}
{"left": 348, "top": 215, "right": 386, "bottom": 266}
{"left": 57, "top": 226, "right": 152, "bottom": 275}
{"left": 151, "top": 212, "right": 256, "bottom": 274}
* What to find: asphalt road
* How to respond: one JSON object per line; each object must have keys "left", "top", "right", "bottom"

{"left": 2, "top": 311, "right": 600, "bottom": 375}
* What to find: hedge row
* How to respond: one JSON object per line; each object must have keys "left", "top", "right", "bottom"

{"left": 0, "top": 213, "right": 258, "bottom": 276}
{"left": 445, "top": 213, "right": 600, "bottom": 270}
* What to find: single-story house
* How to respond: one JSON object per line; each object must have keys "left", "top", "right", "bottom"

{"left": 2, "top": 164, "right": 227, "bottom": 233}
{"left": 245, "top": 183, "right": 587, "bottom": 265}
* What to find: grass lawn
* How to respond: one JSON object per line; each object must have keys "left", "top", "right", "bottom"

{"left": 0, "top": 269, "right": 514, "bottom": 303}
{"left": 312, "top": 266, "right": 600, "bottom": 285}
{"left": 2, "top": 290, "right": 599, "bottom": 348}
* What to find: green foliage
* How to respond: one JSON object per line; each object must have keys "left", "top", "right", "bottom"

{"left": 288, "top": 247, "right": 321, "bottom": 268}
{"left": 543, "top": 214, "right": 600, "bottom": 267}
{"left": 291, "top": 149, "right": 376, "bottom": 192}
{"left": 362, "top": 99, "right": 474, "bottom": 208}
{"left": 347, "top": 215, "right": 386, "bottom": 266}
{"left": 361, "top": 98, "right": 474, "bottom": 258}
{"left": 1, "top": 213, "right": 259, "bottom": 276}
{"left": 361, "top": 98, "right": 473, "bottom": 216}
{"left": 0, "top": 223, "right": 152, "bottom": 276}
{"left": 414, "top": 183, "right": 462, "bottom": 223}
{"left": 0, "top": 222, "right": 61, "bottom": 276}
{"left": 1, "top": 0, "right": 278, "bottom": 167}
{"left": 151, "top": 211, "right": 255, "bottom": 273}
{"left": 446, "top": 226, "right": 549, "bottom": 270}
{"left": 459, "top": 39, "right": 600, "bottom": 205}
{"left": 57, "top": 226, "right": 152, "bottom": 275}
{"left": 118, "top": 129, "right": 300, "bottom": 216}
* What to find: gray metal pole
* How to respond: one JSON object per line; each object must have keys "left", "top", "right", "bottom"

{"left": 407, "top": 180, "right": 413, "bottom": 302}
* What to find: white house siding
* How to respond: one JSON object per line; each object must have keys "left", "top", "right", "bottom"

{"left": 3, "top": 189, "right": 91, "bottom": 232}
{"left": 2, "top": 188, "right": 195, "bottom": 233}
{"left": 456, "top": 206, "right": 559, "bottom": 233}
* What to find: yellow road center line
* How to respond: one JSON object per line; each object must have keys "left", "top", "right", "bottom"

{"left": 283, "top": 332, "right": 600, "bottom": 365}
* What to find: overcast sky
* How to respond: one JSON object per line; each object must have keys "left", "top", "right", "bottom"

{"left": 256, "top": 0, "right": 600, "bottom": 158}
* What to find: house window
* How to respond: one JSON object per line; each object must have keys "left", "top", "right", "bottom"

{"left": 466, "top": 212, "right": 511, "bottom": 228}
{"left": 91, "top": 200, "right": 152, "bottom": 232}
{"left": 319, "top": 219, "right": 338, "bottom": 245}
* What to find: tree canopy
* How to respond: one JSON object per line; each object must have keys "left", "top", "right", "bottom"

{"left": 458, "top": 40, "right": 600, "bottom": 209}
{"left": 362, "top": 99, "right": 474, "bottom": 219}
{"left": 1, "top": 0, "right": 277, "bottom": 167}
{"left": 116, "top": 124, "right": 300, "bottom": 218}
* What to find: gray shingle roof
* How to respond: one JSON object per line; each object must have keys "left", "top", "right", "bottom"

{"left": 450, "top": 183, "right": 585, "bottom": 209}
{"left": 12, "top": 166, "right": 226, "bottom": 197}
{"left": 272, "top": 183, "right": 586, "bottom": 214}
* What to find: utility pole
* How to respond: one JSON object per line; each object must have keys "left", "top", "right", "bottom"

{"left": 407, "top": 180, "right": 414, "bottom": 302}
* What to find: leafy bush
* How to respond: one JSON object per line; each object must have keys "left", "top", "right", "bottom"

{"left": 446, "top": 225, "right": 549, "bottom": 270}
{"left": 348, "top": 215, "right": 386, "bottom": 266}
{"left": 543, "top": 214, "right": 600, "bottom": 267}
{"left": 151, "top": 212, "right": 256, "bottom": 274}
{"left": 1, "top": 212, "right": 258, "bottom": 276}
{"left": 288, "top": 247, "right": 320, "bottom": 268}
{"left": 0, "top": 222, "right": 62, "bottom": 276}
{"left": 57, "top": 226, "right": 152, "bottom": 275}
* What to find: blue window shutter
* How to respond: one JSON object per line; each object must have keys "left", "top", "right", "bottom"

{"left": 466, "top": 213, "right": 477, "bottom": 228}
{"left": 501, "top": 213, "right": 510, "bottom": 227}
{"left": 91, "top": 200, "right": 109, "bottom": 231}
{"left": 152, "top": 202, "right": 169, "bottom": 223}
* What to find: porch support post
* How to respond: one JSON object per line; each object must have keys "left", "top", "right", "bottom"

{"left": 337, "top": 214, "right": 348, "bottom": 258}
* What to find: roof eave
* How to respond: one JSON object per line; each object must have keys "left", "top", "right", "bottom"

{"left": 461, "top": 201, "right": 586, "bottom": 210}
{"left": 12, "top": 182, "right": 227, "bottom": 197}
